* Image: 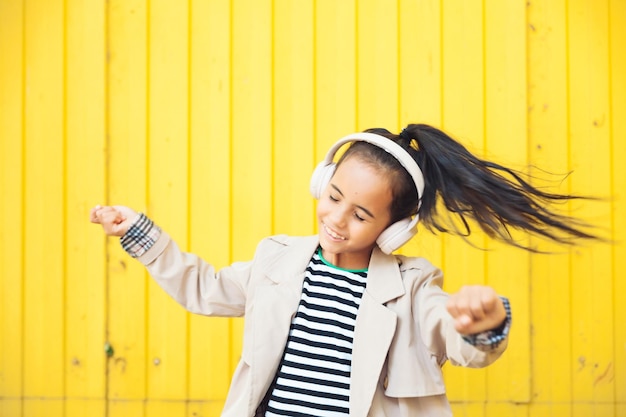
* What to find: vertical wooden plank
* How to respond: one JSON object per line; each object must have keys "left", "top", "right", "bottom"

{"left": 0, "top": 0, "right": 24, "bottom": 413}
{"left": 609, "top": 0, "right": 626, "bottom": 408}
{"left": 440, "top": 0, "right": 488, "bottom": 403}
{"left": 146, "top": 0, "right": 190, "bottom": 409}
{"left": 106, "top": 0, "right": 149, "bottom": 409}
{"left": 314, "top": 0, "right": 357, "bottom": 157}
{"left": 188, "top": 0, "right": 233, "bottom": 403}
{"left": 272, "top": 0, "right": 315, "bottom": 236}
{"left": 65, "top": 1, "right": 107, "bottom": 414}
{"left": 22, "top": 0, "right": 66, "bottom": 407}
{"left": 527, "top": 0, "right": 574, "bottom": 412}
{"left": 398, "top": 0, "right": 442, "bottom": 125}
{"left": 231, "top": 0, "right": 273, "bottom": 254}
{"left": 484, "top": 0, "right": 531, "bottom": 404}
{"left": 397, "top": 0, "right": 443, "bottom": 266}
{"left": 230, "top": 0, "right": 273, "bottom": 371}
{"left": 568, "top": 0, "right": 615, "bottom": 414}
{"left": 356, "top": 0, "right": 399, "bottom": 130}
{"left": 440, "top": 1, "right": 485, "bottom": 145}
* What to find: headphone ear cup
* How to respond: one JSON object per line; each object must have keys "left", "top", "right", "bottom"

{"left": 310, "top": 162, "right": 336, "bottom": 199}
{"left": 376, "top": 218, "right": 418, "bottom": 254}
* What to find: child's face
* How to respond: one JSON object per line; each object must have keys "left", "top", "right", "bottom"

{"left": 317, "top": 156, "right": 393, "bottom": 270}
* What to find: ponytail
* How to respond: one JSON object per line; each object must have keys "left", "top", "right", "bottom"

{"left": 364, "top": 124, "right": 599, "bottom": 251}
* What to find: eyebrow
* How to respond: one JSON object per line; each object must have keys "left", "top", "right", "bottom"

{"left": 330, "top": 184, "right": 375, "bottom": 219}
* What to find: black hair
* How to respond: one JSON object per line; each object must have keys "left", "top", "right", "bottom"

{"left": 336, "top": 123, "right": 600, "bottom": 251}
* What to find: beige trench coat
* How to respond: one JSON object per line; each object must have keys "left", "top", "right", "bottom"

{"left": 137, "top": 232, "right": 508, "bottom": 417}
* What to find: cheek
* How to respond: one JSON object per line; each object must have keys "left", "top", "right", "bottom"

{"left": 315, "top": 199, "right": 327, "bottom": 219}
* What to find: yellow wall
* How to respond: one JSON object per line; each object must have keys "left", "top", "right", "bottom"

{"left": 0, "top": 0, "right": 624, "bottom": 416}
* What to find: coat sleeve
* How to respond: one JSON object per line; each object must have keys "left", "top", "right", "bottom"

{"left": 135, "top": 230, "right": 252, "bottom": 317}
{"left": 412, "top": 259, "right": 509, "bottom": 368}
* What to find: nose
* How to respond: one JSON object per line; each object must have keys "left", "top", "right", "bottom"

{"left": 328, "top": 204, "right": 348, "bottom": 228}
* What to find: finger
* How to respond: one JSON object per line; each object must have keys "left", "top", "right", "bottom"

{"left": 468, "top": 298, "right": 487, "bottom": 321}
{"left": 454, "top": 314, "right": 473, "bottom": 332}
{"left": 451, "top": 295, "right": 481, "bottom": 322}
{"left": 113, "top": 205, "right": 138, "bottom": 224}
{"left": 447, "top": 297, "right": 477, "bottom": 332}
{"left": 102, "top": 210, "right": 126, "bottom": 227}
{"left": 446, "top": 296, "right": 461, "bottom": 318}
{"left": 90, "top": 205, "right": 102, "bottom": 223}
{"left": 480, "top": 292, "right": 498, "bottom": 313}
{"left": 462, "top": 286, "right": 496, "bottom": 319}
{"left": 112, "top": 212, "right": 127, "bottom": 224}
{"left": 90, "top": 212, "right": 101, "bottom": 224}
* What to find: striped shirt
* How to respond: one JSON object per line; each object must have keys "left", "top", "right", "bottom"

{"left": 265, "top": 249, "right": 368, "bottom": 417}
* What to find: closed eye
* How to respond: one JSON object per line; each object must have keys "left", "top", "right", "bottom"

{"left": 330, "top": 183, "right": 375, "bottom": 220}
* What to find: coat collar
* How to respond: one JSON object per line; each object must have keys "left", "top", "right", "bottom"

{"left": 263, "top": 234, "right": 320, "bottom": 286}
{"left": 263, "top": 236, "right": 406, "bottom": 302}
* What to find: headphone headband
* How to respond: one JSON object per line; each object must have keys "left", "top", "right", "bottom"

{"left": 310, "top": 131, "right": 426, "bottom": 253}
{"left": 320, "top": 132, "right": 425, "bottom": 202}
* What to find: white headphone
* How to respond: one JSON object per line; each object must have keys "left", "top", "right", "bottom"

{"left": 310, "top": 132, "right": 425, "bottom": 254}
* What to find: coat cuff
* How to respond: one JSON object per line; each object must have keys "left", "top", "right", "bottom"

{"left": 461, "top": 296, "right": 511, "bottom": 350}
{"left": 120, "top": 213, "right": 161, "bottom": 258}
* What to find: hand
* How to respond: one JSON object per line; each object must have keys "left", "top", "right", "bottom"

{"left": 446, "top": 285, "right": 506, "bottom": 335}
{"left": 90, "top": 205, "right": 139, "bottom": 236}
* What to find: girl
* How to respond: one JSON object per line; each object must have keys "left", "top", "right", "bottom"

{"left": 91, "top": 124, "right": 596, "bottom": 417}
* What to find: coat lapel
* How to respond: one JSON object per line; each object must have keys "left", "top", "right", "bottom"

{"left": 249, "top": 235, "right": 320, "bottom": 408}
{"left": 350, "top": 247, "right": 406, "bottom": 417}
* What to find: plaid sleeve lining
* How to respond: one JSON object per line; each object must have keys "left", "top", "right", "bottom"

{"left": 120, "top": 213, "right": 161, "bottom": 258}
{"left": 461, "top": 296, "right": 511, "bottom": 350}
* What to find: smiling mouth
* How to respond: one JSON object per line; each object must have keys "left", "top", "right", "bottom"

{"left": 323, "top": 223, "right": 347, "bottom": 240}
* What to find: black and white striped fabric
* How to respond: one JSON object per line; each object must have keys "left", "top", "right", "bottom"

{"left": 265, "top": 248, "right": 368, "bottom": 417}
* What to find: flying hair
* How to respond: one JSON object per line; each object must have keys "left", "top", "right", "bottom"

{"left": 335, "top": 123, "right": 601, "bottom": 252}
